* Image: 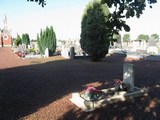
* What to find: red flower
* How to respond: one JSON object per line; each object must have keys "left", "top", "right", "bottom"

{"left": 85, "top": 86, "right": 101, "bottom": 93}
{"left": 114, "top": 79, "right": 122, "bottom": 87}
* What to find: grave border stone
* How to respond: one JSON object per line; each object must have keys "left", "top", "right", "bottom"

{"left": 70, "top": 63, "right": 148, "bottom": 112}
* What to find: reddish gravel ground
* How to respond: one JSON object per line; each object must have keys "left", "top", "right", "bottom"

{"left": 0, "top": 47, "right": 160, "bottom": 120}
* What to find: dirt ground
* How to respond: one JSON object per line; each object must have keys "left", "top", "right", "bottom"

{"left": 0, "top": 47, "right": 160, "bottom": 120}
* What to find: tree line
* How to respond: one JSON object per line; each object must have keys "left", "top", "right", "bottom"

{"left": 13, "top": 33, "right": 30, "bottom": 47}
{"left": 123, "top": 33, "right": 159, "bottom": 42}
{"left": 13, "top": 26, "right": 57, "bottom": 56}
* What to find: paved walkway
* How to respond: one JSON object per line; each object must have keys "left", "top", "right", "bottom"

{"left": 0, "top": 47, "right": 29, "bottom": 69}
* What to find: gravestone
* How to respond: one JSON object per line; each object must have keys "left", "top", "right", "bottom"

{"left": 123, "top": 63, "right": 134, "bottom": 92}
{"left": 70, "top": 63, "right": 148, "bottom": 112}
{"left": 69, "top": 47, "right": 75, "bottom": 59}
{"left": 45, "top": 48, "right": 49, "bottom": 58}
{"left": 147, "top": 38, "right": 158, "bottom": 54}
{"left": 28, "top": 45, "right": 31, "bottom": 49}
{"left": 61, "top": 45, "right": 70, "bottom": 58}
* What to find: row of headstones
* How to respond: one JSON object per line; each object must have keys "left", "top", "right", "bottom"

{"left": 44, "top": 46, "right": 76, "bottom": 59}
{"left": 116, "top": 37, "right": 159, "bottom": 54}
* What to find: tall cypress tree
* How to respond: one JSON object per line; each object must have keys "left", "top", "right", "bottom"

{"left": 48, "top": 26, "right": 56, "bottom": 55}
{"left": 80, "top": 0, "right": 110, "bottom": 61}
{"left": 14, "top": 34, "right": 22, "bottom": 46}
{"left": 37, "top": 26, "right": 56, "bottom": 56}
{"left": 25, "top": 33, "right": 30, "bottom": 46}
{"left": 21, "top": 33, "right": 30, "bottom": 48}
{"left": 37, "top": 33, "right": 44, "bottom": 54}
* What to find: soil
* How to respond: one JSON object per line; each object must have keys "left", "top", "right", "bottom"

{"left": 0, "top": 47, "right": 160, "bottom": 120}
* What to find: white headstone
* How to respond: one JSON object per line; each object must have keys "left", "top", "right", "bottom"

{"left": 61, "top": 45, "right": 70, "bottom": 58}
{"left": 28, "top": 45, "right": 30, "bottom": 49}
{"left": 123, "top": 63, "right": 134, "bottom": 92}
{"left": 45, "top": 48, "right": 49, "bottom": 58}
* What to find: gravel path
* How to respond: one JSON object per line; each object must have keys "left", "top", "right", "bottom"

{"left": 0, "top": 47, "right": 160, "bottom": 120}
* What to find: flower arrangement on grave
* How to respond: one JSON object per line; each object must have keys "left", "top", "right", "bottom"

{"left": 80, "top": 86, "right": 103, "bottom": 101}
{"left": 114, "top": 79, "right": 130, "bottom": 92}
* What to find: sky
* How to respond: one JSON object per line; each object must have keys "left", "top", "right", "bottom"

{"left": 0, "top": 0, "right": 160, "bottom": 40}
{"left": 123, "top": 1, "right": 160, "bottom": 40}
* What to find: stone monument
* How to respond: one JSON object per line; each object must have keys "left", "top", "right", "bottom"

{"left": 147, "top": 38, "right": 158, "bottom": 54}
{"left": 45, "top": 48, "right": 49, "bottom": 58}
{"left": 123, "top": 63, "right": 134, "bottom": 92}
{"left": 69, "top": 47, "right": 75, "bottom": 59}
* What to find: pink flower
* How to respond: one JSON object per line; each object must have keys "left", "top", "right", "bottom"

{"left": 85, "top": 86, "right": 101, "bottom": 93}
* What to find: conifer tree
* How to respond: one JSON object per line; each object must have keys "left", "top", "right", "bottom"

{"left": 14, "top": 34, "right": 22, "bottom": 46}
{"left": 37, "top": 26, "right": 56, "bottom": 56}
{"left": 37, "top": 33, "right": 43, "bottom": 54}
{"left": 80, "top": 0, "right": 110, "bottom": 61}
{"left": 21, "top": 33, "right": 30, "bottom": 48}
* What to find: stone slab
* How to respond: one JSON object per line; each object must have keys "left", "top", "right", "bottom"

{"left": 70, "top": 87, "right": 148, "bottom": 112}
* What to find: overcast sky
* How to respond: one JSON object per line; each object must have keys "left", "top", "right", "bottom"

{"left": 0, "top": 0, "right": 159, "bottom": 40}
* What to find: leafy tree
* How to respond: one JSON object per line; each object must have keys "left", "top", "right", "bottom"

{"left": 80, "top": 0, "right": 110, "bottom": 61}
{"left": 123, "top": 33, "right": 130, "bottom": 42}
{"left": 27, "top": 0, "right": 46, "bottom": 7}
{"left": 37, "top": 26, "right": 56, "bottom": 56}
{"left": 150, "top": 33, "right": 159, "bottom": 41}
{"left": 101, "top": 0, "right": 157, "bottom": 36}
{"left": 112, "top": 33, "right": 121, "bottom": 43}
{"left": 14, "top": 34, "right": 22, "bottom": 46}
{"left": 27, "top": 0, "right": 157, "bottom": 35}
{"left": 137, "top": 34, "right": 149, "bottom": 41}
{"left": 27, "top": 0, "right": 157, "bottom": 9}
{"left": 21, "top": 33, "right": 30, "bottom": 48}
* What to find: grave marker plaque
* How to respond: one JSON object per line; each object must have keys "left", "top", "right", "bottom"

{"left": 45, "top": 48, "right": 49, "bottom": 58}
{"left": 123, "top": 63, "right": 134, "bottom": 92}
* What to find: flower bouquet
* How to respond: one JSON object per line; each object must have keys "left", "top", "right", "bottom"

{"left": 114, "top": 79, "right": 130, "bottom": 92}
{"left": 80, "top": 86, "right": 103, "bottom": 101}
